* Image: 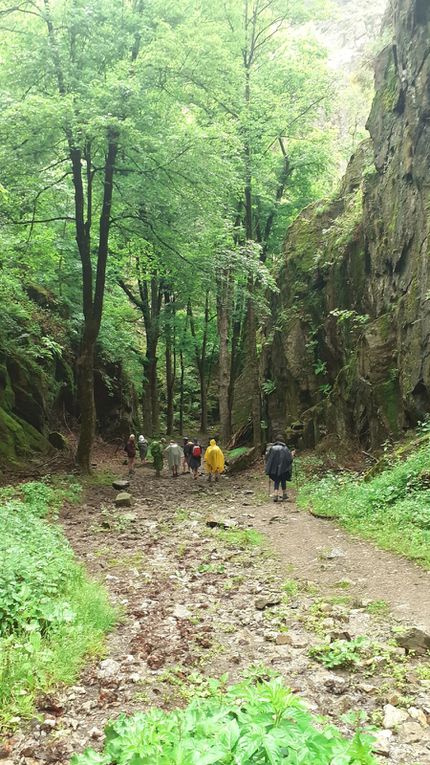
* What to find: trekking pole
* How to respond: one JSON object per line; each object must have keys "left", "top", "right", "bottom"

{"left": 294, "top": 459, "right": 299, "bottom": 497}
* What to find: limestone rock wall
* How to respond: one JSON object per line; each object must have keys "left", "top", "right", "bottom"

{"left": 265, "top": 0, "right": 430, "bottom": 448}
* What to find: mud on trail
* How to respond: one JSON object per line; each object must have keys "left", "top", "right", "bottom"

{"left": 4, "top": 462, "right": 430, "bottom": 765}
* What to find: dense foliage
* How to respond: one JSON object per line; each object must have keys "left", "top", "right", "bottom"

{"left": 297, "top": 437, "right": 430, "bottom": 568}
{"left": 0, "top": 480, "right": 115, "bottom": 725}
{"left": 71, "top": 676, "right": 377, "bottom": 765}
{"left": 0, "top": 0, "right": 380, "bottom": 464}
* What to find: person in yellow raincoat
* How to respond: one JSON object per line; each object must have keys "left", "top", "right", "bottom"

{"left": 204, "top": 438, "right": 225, "bottom": 482}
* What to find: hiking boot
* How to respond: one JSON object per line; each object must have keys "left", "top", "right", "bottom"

{"left": 282, "top": 493, "right": 288, "bottom": 501}
{"left": 273, "top": 495, "right": 279, "bottom": 503}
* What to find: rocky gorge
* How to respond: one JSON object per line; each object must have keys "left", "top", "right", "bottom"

{"left": 263, "top": 0, "right": 430, "bottom": 449}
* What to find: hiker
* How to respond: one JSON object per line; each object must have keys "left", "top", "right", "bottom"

{"left": 125, "top": 434, "right": 136, "bottom": 476}
{"left": 265, "top": 435, "right": 294, "bottom": 503}
{"left": 188, "top": 439, "right": 202, "bottom": 480}
{"left": 183, "top": 437, "right": 192, "bottom": 473}
{"left": 164, "top": 439, "right": 183, "bottom": 477}
{"left": 150, "top": 439, "right": 164, "bottom": 477}
{"left": 205, "top": 438, "right": 225, "bottom": 482}
{"left": 138, "top": 434, "right": 148, "bottom": 463}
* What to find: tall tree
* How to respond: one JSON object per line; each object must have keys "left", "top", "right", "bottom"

{"left": 0, "top": 0, "right": 151, "bottom": 470}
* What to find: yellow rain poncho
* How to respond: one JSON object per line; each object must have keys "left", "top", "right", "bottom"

{"left": 205, "top": 439, "right": 225, "bottom": 474}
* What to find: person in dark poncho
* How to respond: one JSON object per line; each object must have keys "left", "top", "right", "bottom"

{"left": 265, "top": 435, "right": 294, "bottom": 503}
{"left": 125, "top": 434, "right": 136, "bottom": 476}
{"left": 183, "top": 438, "right": 192, "bottom": 474}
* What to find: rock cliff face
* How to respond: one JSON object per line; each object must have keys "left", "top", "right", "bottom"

{"left": 265, "top": 0, "right": 430, "bottom": 449}
{"left": 0, "top": 288, "right": 137, "bottom": 467}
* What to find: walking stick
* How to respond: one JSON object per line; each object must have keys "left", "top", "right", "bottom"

{"left": 294, "top": 459, "right": 299, "bottom": 496}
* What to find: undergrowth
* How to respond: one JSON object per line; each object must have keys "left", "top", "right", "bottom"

{"left": 226, "top": 447, "right": 250, "bottom": 461}
{"left": 71, "top": 675, "right": 377, "bottom": 765}
{"left": 0, "top": 479, "right": 116, "bottom": 728}
{"left": 297, "top": 440, "right": 430, "bottom": 567}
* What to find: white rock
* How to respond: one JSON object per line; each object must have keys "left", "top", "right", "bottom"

{"left": 89, "top": 727, "right": 104, "bottom": 739}
{"left": 398, "top": 721, "right": 424, "bottom": 743}
{"left": 42, "top": 718, "right": 56, "bottom": 730}
{"left": 173, "top": 604, "right": 192, "bottom": 619}
{"left": 383, "top": 704, "right": 409, "bottom": 729}
{"left": 408, "top": 707, "right": 428, "bottom": 726}
{"left": 98, "top": 658, "right": 121, "bottom": 679}
{"left": 372, "top": 729, "right": 392, "bottom": 755}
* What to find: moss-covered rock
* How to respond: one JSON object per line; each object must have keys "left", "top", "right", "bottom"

{"left": 0, "top": 406, "right": 51, "bottom": 464}
{"left": 257, "top": 0, "right": 430, "bottom": 449}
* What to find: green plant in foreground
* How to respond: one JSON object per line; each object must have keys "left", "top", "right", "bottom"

{"left": 0, "top": 479, "right": 115, "bottom": 727}
{"left": 310, "top": 637, "right": 369, "bottom": 669}
{"left": 71, "top": 676, "right": 377, "bottom": 765}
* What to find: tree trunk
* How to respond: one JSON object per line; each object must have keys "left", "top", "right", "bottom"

{"left": 200, "top": 371, "right": 208, "bottom": 435}
{"left": 187, "top": 293, "right": 209, "bottom": 435}
{"left": 142, "top": 350, "right": 159, "bottom": 436}
{"left": 148, "top": 349, "right": 159, "bottom": 435}
{"left": 76, "top": 324, "right": 97, "bottom": 472}
{"left": 217, "top": 276, "right": 231, "bottom": 444}
{"left": 165, "top": 342, "right": 174, "bottom": 436}
{"left": 164, "top": 291, "right": 176, "bottom": 436}
{"left": 142, "top": 367, "right": 152, "bottom": 435}
{"left": 119, "top": 274, "right": 161, "bottom": 437}
{"left": 228, "top": 302, "right": 244, "bottom": 436}
{"left": 179, "top": 348, "right": 185, "bottom": 436}
{"left": 246, "top": 290, "right": 261, "bottom": 447}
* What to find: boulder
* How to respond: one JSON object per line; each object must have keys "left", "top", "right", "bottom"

{"left": 98, "top": 659, "right": 121, "bottom": 679}
{"left": 173, "top": 604, "right": 192, "bottom": 619}
{"left": 48, "top": 431, "right": 67, "bottom": 450}
{"left": 372, "top": 730, "right": 392, "bottom": 756}
{"left": 206, "top": 516, "right": 237, "bottom": 529}
{"left": 114, "top": 492, "right": 132, "bottom": 508}
{"left": 112, "top": 479, "right": 130, "bottom": 491}
{"left": 276, "top": 632, "right": 309, "bottom": 649}
{"left": 226, "top": 447, "right": 260, "bottom": 474}
{"left": 395, "top": 627, "right": 430, "bottom": 655}
{"left": 408, "top": 707, "right": 428, "bottom": 726}
{"left": 398, "top": 721, "right": 425, "bottom": 743}
{"left": 255, "top": 595, "right": 282, "bottom": 610}
{"left": 275, "top": 633, "right": 291, "bottom": 645}
{"left": 322, "top": 547, "right": 346, "bottom": 560}
{"left": 383, "top": 704, "right": 409, "bottom": 729}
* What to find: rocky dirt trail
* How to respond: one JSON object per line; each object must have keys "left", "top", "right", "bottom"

{"left": 3, "top": 462, "right": 430, "bottom": 765}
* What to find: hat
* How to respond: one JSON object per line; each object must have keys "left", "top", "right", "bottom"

{"left": 138, "top": 435, "right": 145, "bottom": 442}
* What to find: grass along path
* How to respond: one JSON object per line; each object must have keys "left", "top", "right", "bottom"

{"left": 1, "top": 462, "right": 430, "bottom": 764}
{"left": 0, "top": 480, "right": 115, "bottom": 730}
{"left": 296, "top": 441, "right": 430, "bottom": 569}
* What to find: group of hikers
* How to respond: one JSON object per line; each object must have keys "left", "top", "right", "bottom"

{"left": 124, "top": 434, "right": 225, "bottom": 482}
{"left": 124, "top": 431, "right": 295, "bottom": 502}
